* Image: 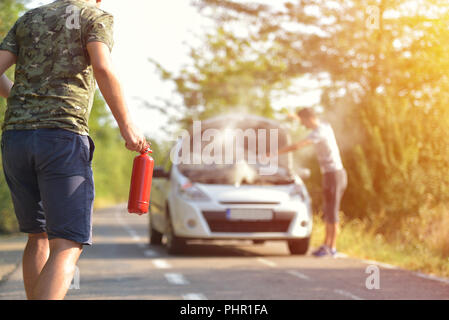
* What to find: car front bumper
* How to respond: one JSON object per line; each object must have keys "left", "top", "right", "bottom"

{"left": 168, "top": 195, "right": 312, "bottom": 240}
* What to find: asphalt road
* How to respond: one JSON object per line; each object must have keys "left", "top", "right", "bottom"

{"left": 1, "top": 205, "right": 448, "bottom": 300}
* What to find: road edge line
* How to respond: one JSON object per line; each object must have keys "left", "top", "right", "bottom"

{"left": 340, "top": 252, "right": 449, "bottom": 286}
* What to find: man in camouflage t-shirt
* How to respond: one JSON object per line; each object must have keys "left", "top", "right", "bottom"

{"left": 0, "top": 0, "right": 148, "bottom": 299}
{"left": 1, "top": 0, "right": 114, "bottom": 134}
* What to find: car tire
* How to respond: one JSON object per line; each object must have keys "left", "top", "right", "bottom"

{"left": 165, "top": 215, "right": 186, "bottom": 255}
{"left": 149, "top": 214, "right": 163, "bottom": 245}
{"left": 287, "top": 237, "right": 310, "bottom": 255}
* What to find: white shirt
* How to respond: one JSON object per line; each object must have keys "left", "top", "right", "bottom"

{"left": 306, "top": 121, "right": 344, "bottom": 173}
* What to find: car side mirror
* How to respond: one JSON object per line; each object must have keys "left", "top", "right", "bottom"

{"left": 153, "top": 166, "right": 170, "bottom": 179}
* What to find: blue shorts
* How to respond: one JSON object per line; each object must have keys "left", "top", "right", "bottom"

{"left": 1, "top": 129, "right": 95, "bottom": 245}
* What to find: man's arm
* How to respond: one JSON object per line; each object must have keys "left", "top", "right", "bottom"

{"left": 0, "top": 74, "right": 13, "bottom": 98}
{"left": 86, "top": 42, "right": 148, "bottom": 152}
{"left": 268, "top": 138, "right": 314, "bottom": 157}
{"left": 0, "top": 50, "right": 16, "bottom": 98}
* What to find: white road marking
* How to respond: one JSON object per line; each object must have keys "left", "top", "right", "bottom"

{"left": 128, "top": 230, "right": 141, "bottom": 241}
{"left": 182, "top": 293, "right": 207, "bottom": 300}
{"left": 414, "top": 272, "right": 449, "bottom": 285}
{"left": 165, "top": 273, "right": 189, "bottom": 285}
{"left": 359, "top": 255, "right": 449, "bottom": 285}
{"left": 152, "top": 259, "right": 171, "bottom": 269}
{"left": 334, "top": 289, "right": 364, "bottom": 300}
{"left": 144, "top": 249, "right": 157, "bottom": 257}
{"left": 287, "top": 270, "right": 311, "bottom": 281}
{"left": 361, "top": 259, "right": 397, "bottom": 270}
{"left": 256, "top": 258, "right": 277, "bottom": 268}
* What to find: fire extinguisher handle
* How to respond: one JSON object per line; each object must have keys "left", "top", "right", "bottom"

{"left": 141, "top": 146, "right": 153, "bottom": 154}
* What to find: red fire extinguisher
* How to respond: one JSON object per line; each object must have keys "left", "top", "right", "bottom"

{"left": 128, "top": 147, "right": 154, "bottom": 215}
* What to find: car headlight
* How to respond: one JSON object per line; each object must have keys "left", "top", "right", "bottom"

{"left": 178, "top": 182, "right": 210, "bottom": 201}
{"left": 289, "top": 183, "right": 308, "bottom": 202}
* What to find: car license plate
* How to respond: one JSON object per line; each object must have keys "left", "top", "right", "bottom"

{"left": 226, "top": 209, "right": 273, "bottom": 221}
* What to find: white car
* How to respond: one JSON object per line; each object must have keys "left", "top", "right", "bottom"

{"left": 149, "top": 114, "right": 312, "bottom": 255}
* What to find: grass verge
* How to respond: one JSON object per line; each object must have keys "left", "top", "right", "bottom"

{"left": 311, "top": 213, "right": 449, "bottom": 278}
{"left": 93, "top": 197, "right": 127, "bottom": 210}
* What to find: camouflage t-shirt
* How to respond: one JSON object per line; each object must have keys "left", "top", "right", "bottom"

{"left": 0, "top": 0, "right": 114, "bottom": 135}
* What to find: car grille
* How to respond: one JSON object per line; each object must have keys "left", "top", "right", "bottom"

{"left": 219, "top": 201, "right": 280, "bottom": 205}
{"left": 202, "top": 211, "right": 295, "bottom": 233}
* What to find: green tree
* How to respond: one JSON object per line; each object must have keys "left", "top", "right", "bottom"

{"left": 0, "top": 0, "right": 28, "bottom": 233}
{"left": 150, "top": 24, "right": 292, "bottom": 125}
{"left": 0, "top": 0, "right": 27, "bottom": 121}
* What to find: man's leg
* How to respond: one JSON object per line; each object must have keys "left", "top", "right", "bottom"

{"left": 325, "top": 222, "right": 339, "bottom": 250}
{"left": 324, "top": 223, "right": 331, "bottom": 248}
{"left": 22, "top": 232, "right": 49, "bottom": 299}
{"left": 324, "top": 169, "right": 347, "bottom": 252}
{"left": 314, "top": 171, "right": 341, "bottom": 256}
{"left": 31, "top": 238, "right": 82, "bottom": 300}
{"left": 322, "top": 172, "right": 336, "bottom": 250}
{"left": 30, "top": 130, "right": 93, "bottom": 300}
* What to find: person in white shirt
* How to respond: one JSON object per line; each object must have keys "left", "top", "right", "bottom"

{"left": 269, "top": 108, "right": 347, "bottom": 257}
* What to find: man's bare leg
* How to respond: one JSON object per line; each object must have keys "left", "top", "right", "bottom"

{"left": 325, "top": 222, "right": 339, "bottom": 250}
{"left": 22, "top": 233, "right": 50, "bottom": 299}
{"left": 30, "top": 238, "right": 82, "bottom": 300}
{"left": 324, "top": 223, "right": 329, "bottom": 248}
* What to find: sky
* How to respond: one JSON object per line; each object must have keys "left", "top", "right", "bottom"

{"left": 28, "top": 0, "right": 322, "bottom": 141}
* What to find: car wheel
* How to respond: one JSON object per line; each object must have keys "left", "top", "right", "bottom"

{"left": 149, "top": 213, "right": 163, "bottom": 245}
{"left": 165, "top": 215, "right": 186, "bottom": 255}
{"left": 287, "top": 237, "right": 310, "bottom": 255}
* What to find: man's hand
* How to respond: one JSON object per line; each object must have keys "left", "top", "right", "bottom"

{"left": 120, "top": 122, "right": 149, "bottom": 153}
{"left": 287, "top": 112, "right": 299, "bottom": 121}
{"left": 275, "top": 139, "right": 314, "bottom": 157}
